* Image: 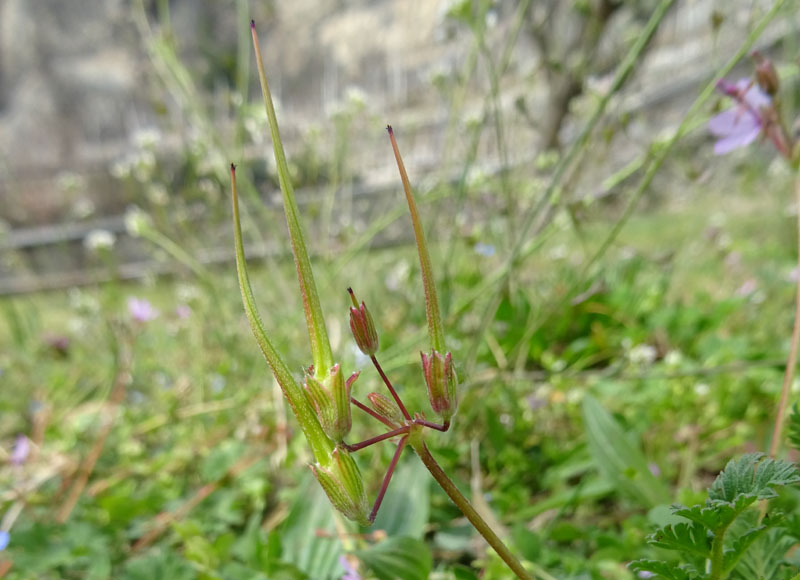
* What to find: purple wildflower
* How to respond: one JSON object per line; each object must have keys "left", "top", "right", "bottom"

{"left": 10, "top": 435, "right": 29, "bottom": 466}
{"left": 339, "top": 555, "right": 361, "bottom": 580}
{"left": 0, "top": 531, "right": 8, "bottom": 551}
{"left": 708, "top": 79, "right": 771, "bottom": 155}
{"left": 128, "top": 297, "right": 159, "bottom": 323}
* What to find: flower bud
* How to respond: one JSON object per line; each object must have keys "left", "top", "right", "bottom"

{"left": 348, "top": 288, "right": 379, "bottom": 355}
{"left": 304, "top": 364, "right": 352, "bottom": 441}
{"left": 311, "top": 447, "right": 370, "bottom": 526}
{"left": 367, "top": 392, "right": 405, "bottom": 427}
{"left": 752, "top": 51, "right": 779, "bottom": 96}
{"left": 420, "top": 350, "right": 457, "bottom": 422}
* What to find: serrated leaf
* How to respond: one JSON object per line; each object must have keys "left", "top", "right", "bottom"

{"left": 648, "top": 522, "right": 711, "bottom": 558}
{"left": 722, "top": 524, "right": 769, "bottom": 575}
{"left": 708, "top": 453, "right": 800, "bottom": 503}
{"left": 354, "top": 537, "right": 432, "bottom": 580}
{"left": 628, "top": 559, "right": 695, "bottom": 580}
{"left": 673, "top": 497, "right": 756, "bottom": 532}
{"left": 728, "top": 526, "right": 797, "bottom": 580}
{"left": 582, "top": 395, "right": 670, "bottom": 507}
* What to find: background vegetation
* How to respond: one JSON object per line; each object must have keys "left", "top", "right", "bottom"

{"left": 2, "top": 1, "right": 800, "bottom": 578}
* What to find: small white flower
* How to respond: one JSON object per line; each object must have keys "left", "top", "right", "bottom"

{"left": 695, "top": 383, "right": 710, "bottom": 397}
{"left": 628, "top": 344, "right": 657, "bottom": 365}
{"left": 124, "top": 206, "right": 151, "bottom": 237}
{"left": 131, "top": 127, "right": 162, "bottom": 149}
{"left": 664, "top": 350, "right": 683, "bottom": 367}
{"left": 83, "top": 229, "right": 116, "bottom": 252}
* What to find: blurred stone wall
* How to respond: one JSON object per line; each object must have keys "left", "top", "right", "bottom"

{"left": 0, "top": 0, "right": 794, "bottom": 291}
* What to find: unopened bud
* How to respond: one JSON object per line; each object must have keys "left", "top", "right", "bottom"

{"left": 367, "top": 392, "right": 404, "bottom": 427}
{"left": 420, "top": 350, "right": 457, "bottom": 422}
{"left": 752, "top": 51, "right": 779, "bottom": 96}
{"left": 311, "top": 447, "right": 370, "bottom": 526}
{"left": 348, "top": 288, "right": 379, "bottom": 355}
{"left": 304, "top": 364, "right": 352, "bottom": 441}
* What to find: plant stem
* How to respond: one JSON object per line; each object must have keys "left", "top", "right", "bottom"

{"left": 344, "top": 426, "right": 410, "bottom": 452}
{"left": 371, "top": 355, "right": 412, "bottom": 420}
{"left": 410, "top": 437, "right": 533, "bottom": 580}
{"left": 369, "top": 436, "right": 408, "bottom": 522}
{"left": 769, "top": 172, "right": 800, "bottom": 458}
{"left": 709, "top": 525, "right": 728, "bottom": 580}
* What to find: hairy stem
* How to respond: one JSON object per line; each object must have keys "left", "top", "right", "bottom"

{"left": 709, "top": 525, "right": 729, "bottom": 580}
{"left": 769, "top": 172, "right": 800, "bottom": 457}
{"left": 410, "top": 437, "right": 532, "bottom": 579}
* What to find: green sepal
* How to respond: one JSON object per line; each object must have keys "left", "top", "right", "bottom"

{"left": 420, "top": 350, "right": 458, "bottom": 422}
{"left": 304, "top": 364, "right": 352, "bottom": 442}
{"left": 311, "top": 447, "right": 370, "bottom": 526}
{"left": 367, "top": 392, "right": 405, "bottom": 428}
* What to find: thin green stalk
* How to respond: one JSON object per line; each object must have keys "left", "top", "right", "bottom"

{"left": 466, "top": 0, "right": 676, "bottom": 365}
{"left": 250, "top": 21, "right": 334, "bottom": 378}
{"left": 387, "top": 126, "right": 446, "bottom": 353}
{"left": 582, "top": 0, "right": 789, "bottom": 275}
{"left": 709, "top": 525, "right": 730, "bottom": 580}
{"left": 769, "top": 171, "right": 800, "bottom": 457}
{"left": 230, "top": 164, "right": 334, "bottom": 465}
{"left": 409, "top": 433, "right": 533, "bottom": 580}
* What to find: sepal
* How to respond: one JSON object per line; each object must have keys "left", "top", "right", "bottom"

{"left": 311, "top": 447, "right": 370, "bottom": 526}
{"left": 304, "top": 363, "right": 352, "bottom": 441}
{"left": 420, "top": 350, "right": 458, "bottom": 422}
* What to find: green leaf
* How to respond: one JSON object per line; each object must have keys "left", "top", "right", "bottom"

{"left": 354, "top": 537, "right": 433, "bottom": 580}
{"left": 708, "top": 453, "right": 800, "bottom": 503}
{"left": 582, "top": 395, "right": 670, "bottom": 507}
{"left": 648, "top": 522, "right": 711, "bottom": 559}
{"left": 673, "top": 498, "right": 755, "bottom": 532}
{"left": 451, "top": 564, "right": 481, "bottom": 580}
{"left": 722, "top": 524, "right": 770, "bottom": 575}
{"left": 728, "top": 526, "right": 798, "bottom": 580}
{"left": 628, "top": 559, "right": 697, "bottom": 580}
{"left": 279, "top": 473, "right": 342, "bottom": 580}
{"left": 370, "top": 459, "right": 430, "bottom": 539}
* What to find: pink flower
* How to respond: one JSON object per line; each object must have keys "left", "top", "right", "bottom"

{"left": 10, "top": 435, "right": 29, "bottom": 466}
{"left": 128, "top": 297, "right": 159, "bottom": 323}
{"left": 708, "top": 79, "right": 771, "bottom": 155}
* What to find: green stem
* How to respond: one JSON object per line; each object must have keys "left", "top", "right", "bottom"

{"left": 769, "top": 171, "right": 800, "bottom": 457}
{"left": 387, "top": 125, "right": 446, "bottom": 353}
{"left": 230, "top": 164, "right": 334, "bottom": 465}
{"left": 709, "top": 525, "right": 729, "bottom": 580}
{"left": 409, "top": 435, "right": 533, "bottom": 580}
{"left": 250, "top": 21, "right": 334, "bottom": 377}
{"left": 465, "top": 0, "right": 676, "bottom": 366}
